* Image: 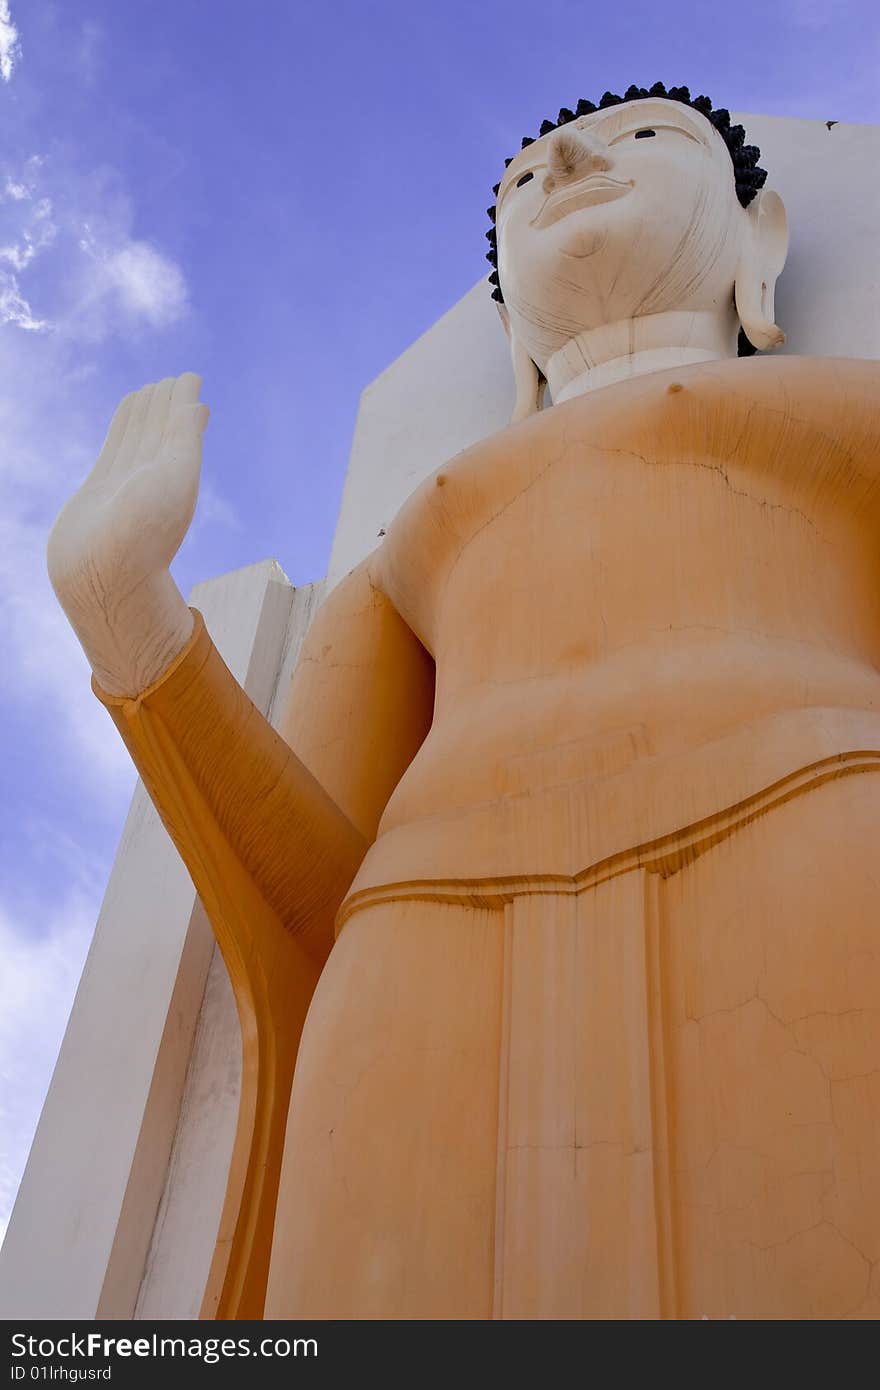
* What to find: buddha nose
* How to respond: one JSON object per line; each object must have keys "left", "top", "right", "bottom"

{"left": 544, "top": 127, "right": 612, "bottom": 191}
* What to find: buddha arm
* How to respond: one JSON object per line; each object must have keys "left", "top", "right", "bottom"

{"left": 92, "top": 557, "right": 435, "bottom": 1318}
{"left": 93, "top": 557, "right": 435, "bottom": 959}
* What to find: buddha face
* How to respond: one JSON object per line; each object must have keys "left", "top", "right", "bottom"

{"left": 496, "top": 98, "right": 749, "bottom": 368}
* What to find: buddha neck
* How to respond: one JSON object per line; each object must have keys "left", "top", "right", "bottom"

{"left": 544, "top": 310, "right": 740, "bottom": 403}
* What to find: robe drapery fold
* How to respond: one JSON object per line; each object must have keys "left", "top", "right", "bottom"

{"left": 93, "top": 609, "right": 367, "bottom": 1319}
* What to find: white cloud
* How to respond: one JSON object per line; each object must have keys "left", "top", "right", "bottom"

{"left": 0, "top": 174, "right": 56, "bottom": 332}
{"left": 0, "top": 195, "right": 56, "bottom": 271}
{"left": 0, "top": 154, "right": 189, "bottom": 342}
{"left": 0, "top": 156, "right": 200, "bottom": 782}
{"left": 80, "top": 231, "right": 189, "bottom": 331}
{"left": 0, "top": 281, "right": 47, "bottom": 330}
{"left": 0, "top": 1, "right": 20, "bottom": 83}
{"left": 1, "top": 157, "right": 45, "bottom": 206}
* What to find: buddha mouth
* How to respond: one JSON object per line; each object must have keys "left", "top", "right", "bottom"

{"left": 532, "top": 175, "right": 633, "bottom": 229}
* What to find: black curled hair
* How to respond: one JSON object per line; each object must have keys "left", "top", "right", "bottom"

{"left": 485, "top": 82, "right": 767, "bottom": 353}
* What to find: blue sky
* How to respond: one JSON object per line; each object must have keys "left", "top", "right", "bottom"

{"left": 1, "top": 0, "right": 878, "bottom": 1245}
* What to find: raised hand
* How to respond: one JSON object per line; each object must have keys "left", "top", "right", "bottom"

{"left": 48, "top": 373, "right": 210, "bottom": 697}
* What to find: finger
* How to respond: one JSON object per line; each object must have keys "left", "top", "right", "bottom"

{"left": 152, "top": 406, "right": 207, "bottom": 543}
{"left": 163, "top": 401, "right": 210, "bottom": 455}
{"left": 168, "top": 372, "right": 202, "bottom": 412}
{"left": 112, "top": 382, "right": 155, "bottom": 479}
{"left": 138, "top": 376, "right": 176, "bottom": 463}
{"left": 91, "top": 390, "right": 136, "bottom": 481}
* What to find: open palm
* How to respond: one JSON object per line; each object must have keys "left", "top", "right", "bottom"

{"left": 47, "top": 373, "right": 209, "bottom": 696}
{"left": 48, "top": 373, "right": 208, "bottom": 605}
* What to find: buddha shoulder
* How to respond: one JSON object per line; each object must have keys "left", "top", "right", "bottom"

{"left": 372, "top": 355, "right": 880, "bottom": 647}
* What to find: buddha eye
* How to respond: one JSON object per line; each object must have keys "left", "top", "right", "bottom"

{"left": 634, "top": 129, "right": 656, "bottom": 139}
{"left": 516, "top": 171, "right": 534, "bottom": 187}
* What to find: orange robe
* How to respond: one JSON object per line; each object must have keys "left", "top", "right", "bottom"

{"left": 94, "top": 614, "right": 366, "bottom": 1318}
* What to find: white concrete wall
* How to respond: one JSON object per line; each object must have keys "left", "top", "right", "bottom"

{"left": 751, "top": 115, "right": 879, "bottom": 362}
{"left": 327, "top": 283, "right": 515, "bottom": 588}
{"left": 328, "top": 115, "right": 879, "bottom": 590}
{"left": 133, "top": 582, "right": 324, "bottom": 1321}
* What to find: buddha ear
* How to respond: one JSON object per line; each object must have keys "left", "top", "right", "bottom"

{"left": 734, "top": 189, "right": 789, "bottom": 352}
{"left": 495, "top": 301, "right": 544, "bottom": 422}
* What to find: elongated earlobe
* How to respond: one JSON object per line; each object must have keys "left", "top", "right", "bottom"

{"left": 496, "top": 302, "right": 544, "bottom": 421}
{"left": 735, "top": 190, "right": 789, "bottom": 352}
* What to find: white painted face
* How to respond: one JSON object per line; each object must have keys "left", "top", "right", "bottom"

{"left": 495, "top": 99, "right": 749, "bottom": 368}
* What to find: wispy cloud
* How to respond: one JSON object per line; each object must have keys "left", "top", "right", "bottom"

{"left": 0, "top": 153, "right": 189, "bottom": 342}
{"left": 0, "top": 164, "right": 180, "bottom": 788}
{"left": 0, "top": 280, "right": 47, "bottom": 331}
{"left": 0, "top": 157, "right": 194, "bottom": 769}
{"left": 0, "top": 2, "right": 20, "bottom": 84}
{"left": 4, "top": 177, "right": 30, "bottom": 202}
{"left": 0, "top": 199, "right": 55, "bottom": 272}
{"left": 0, "top": 163, "right": 54, "bottom": 331}
{"left": 78, "top": 228, "right": 189, "bottom": 333}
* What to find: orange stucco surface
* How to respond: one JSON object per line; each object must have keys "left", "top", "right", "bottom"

{"left": 97, "top": 355, "right": 880, "bottom": 1318}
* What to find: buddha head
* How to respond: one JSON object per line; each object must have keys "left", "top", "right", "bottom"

{"left": 486, "top": 84, "right": 788, "bottom": 418}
